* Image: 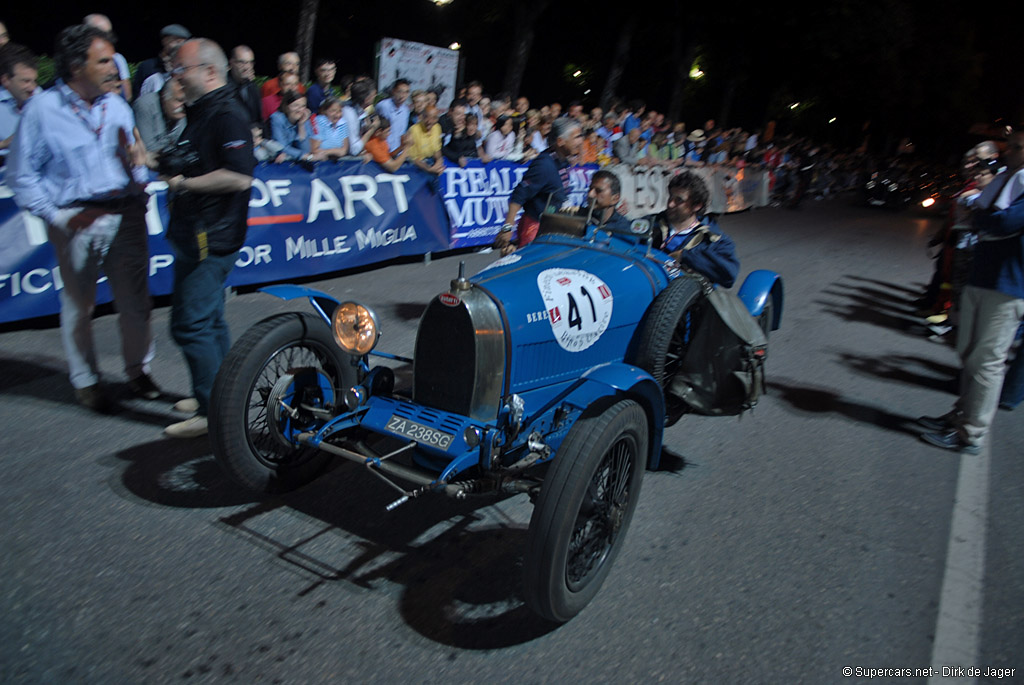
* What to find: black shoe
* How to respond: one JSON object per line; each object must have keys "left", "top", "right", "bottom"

{"left": 920, "top": 430, "right": 980, "bottom": 455}
{"left": 917, "top": 414, "right": 955, "bottom": 432}
{"left": 75, "top": 384, "right": 115, "bottom": 414}
{"left": 127, "top": 373, "right": 161, "bottom": 400}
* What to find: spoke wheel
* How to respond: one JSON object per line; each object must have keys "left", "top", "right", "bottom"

{"left": 210, "top": 312, "right": 358, "bottom": 493}
{"left": 524, "top": 399, "right": 647, "bottom": 622}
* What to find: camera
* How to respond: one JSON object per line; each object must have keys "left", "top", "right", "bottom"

{"left": 157, "top": 139, "right": 202, "bottom": 178}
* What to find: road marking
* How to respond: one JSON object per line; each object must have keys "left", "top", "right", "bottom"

{"left": 928, "top": 444, "right": 989, "bottom": 684}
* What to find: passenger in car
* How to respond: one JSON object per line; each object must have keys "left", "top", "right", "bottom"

{"left": 645, "top": 171, "right": 740, "bottom": 287}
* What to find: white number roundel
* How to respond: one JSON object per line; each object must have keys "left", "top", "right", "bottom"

{"left": 537, "top": 268, "right": 614, "bottom": 352}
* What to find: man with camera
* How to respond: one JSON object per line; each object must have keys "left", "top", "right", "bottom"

{"left": 161, "top": 37, "right": 254, "bottom": 438}
{"left": 8, "top": 24, "right": 157, "bottom": 413}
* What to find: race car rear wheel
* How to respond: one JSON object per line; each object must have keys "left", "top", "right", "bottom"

{"left": 523, "top": 399, "right": 647, "bottom": 622}
{"left": 631, "top": 275, "right": 704, "bottom": 426}
{"left": 757, "top": 296, "right": 774, "bottom": 339}
{"left": 210, "top": 312, "right": 359, "bottom": 493}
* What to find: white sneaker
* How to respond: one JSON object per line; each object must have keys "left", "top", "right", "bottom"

{"left": 164, "top": 415, "right": 208, "bottom": 438}
{"left": 173, "top": 397, "right": 200, "bottom": 413}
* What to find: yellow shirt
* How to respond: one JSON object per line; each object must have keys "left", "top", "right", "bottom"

{"left": 407, "top": 122, "right": 442, "bottom": 160}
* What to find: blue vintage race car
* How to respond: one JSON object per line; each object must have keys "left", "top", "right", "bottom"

{"left": 210, "top": 214, "right": 783, "bottom": 622}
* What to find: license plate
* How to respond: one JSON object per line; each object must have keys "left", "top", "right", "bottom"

{"left": 386, "top": 415, "right": 454, "bottom": 450}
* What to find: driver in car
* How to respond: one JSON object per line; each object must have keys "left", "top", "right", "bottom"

{"left": 644, "top": 171, "right": 740, "bottom": 288}
{"left": 579, "top": 169, "right": 632, "bottom": 233}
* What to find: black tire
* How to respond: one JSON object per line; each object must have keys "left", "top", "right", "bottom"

{"left": 210, "top": 312, "right": 358, "bottom": 493}
{"left": 758, "top": 295, "right": 774, "bottom": 338}
{"left": 630, "top": 276, "right": 704, "bottom": 426}
{"left": 523, "top": 399, "right": 648, "bottom": 622}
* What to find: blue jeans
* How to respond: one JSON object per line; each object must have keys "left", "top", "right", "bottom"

{"left": 169, "top": 244, "right": 238, "bottom": 416}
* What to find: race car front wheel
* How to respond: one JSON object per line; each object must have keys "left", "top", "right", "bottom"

{"left": 523, "top": 399, "right": 647, "bottom": 622}
{"left": 210, "top": 312, "right": 358, "bottom": 493}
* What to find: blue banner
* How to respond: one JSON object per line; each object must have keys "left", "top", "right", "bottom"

{"left": 1, "top": 158, "right": 764, "bottom": 323}
{"left": 0, "top": 160, "right": 451, "bottom": 323}
{"left": 442, "top": 160, "right": 597, "bottom": 248}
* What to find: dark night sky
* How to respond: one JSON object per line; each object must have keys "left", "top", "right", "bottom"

{"left": 3, "top": 1, "right": 1019, "bottom": 159}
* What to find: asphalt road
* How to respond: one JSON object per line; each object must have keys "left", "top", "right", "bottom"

{"left": 2, "top": 197, "right": 1022, "bottom": 684}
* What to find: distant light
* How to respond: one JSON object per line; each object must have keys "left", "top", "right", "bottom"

{"left": 573, "top": 70, "right": 582, "bottom": 78}
{"left": 789, "top": 102, "right": 800, "bottom": 110}
{"left": 430, "top": 0, "right": 454, "bottom": 5}
{"left": 583, "top": 89, "right": 591, "bottom": 95}
{"left": 921, "top": 197, "right": 936, "bottom": 208}
{"left": 828, "top": 117, "right": 837, "bottom": 124}
{"left": 689, "top": 66, "right": 704, "bottom": 80}
{"left": 448, "top": 42, "right": 461, "bottom": 50}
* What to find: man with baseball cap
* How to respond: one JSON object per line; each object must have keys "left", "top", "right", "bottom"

{"left": 133, "top": 23, "right": 191, "bottom": 97}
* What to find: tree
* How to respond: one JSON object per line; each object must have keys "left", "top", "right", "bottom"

{"left": 501, "top": 0, "right": 553, "bottom": 98}
{"left": 598, "top": 16, "right": 636, "bottom": 112}
{"left": 295, "top": 0, "right": 320, "bottom": 83}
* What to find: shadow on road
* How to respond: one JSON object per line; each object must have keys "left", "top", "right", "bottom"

{"left": 835, "top": 351, "right": 958, "bottom": 395}
{"left": 0, "top": 356, "right": 192, "bottom": 427}
{"left": 111, "top": 439, "right": 261, "bottom": 508}
{"left": 843, "top": 275, "right": 926, "bottom": 298}
{"left": 816, "top": 275, "right": 937, "bottom": 336}
{"left": 817, "top": 288, "right": 921, "bottom": 334}
{"left": 0, "top": 356, "right": 67, "bottom": 392}
{"left": 392, "top": 302, "right": 428, "bottom": 321}
{"left": 768, "top": 378, "right": 922, "bottom": 436}
{"left": 110, "top": 446, "right": 560, "bottom": 648}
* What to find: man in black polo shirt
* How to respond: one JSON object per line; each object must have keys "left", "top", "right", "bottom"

{"left": 162, "top": 37, "right": 254, "bottom": 438}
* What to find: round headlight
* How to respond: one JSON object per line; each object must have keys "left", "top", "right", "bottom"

{"left": 331, "top": 301, "right": 381, "bottom": 355}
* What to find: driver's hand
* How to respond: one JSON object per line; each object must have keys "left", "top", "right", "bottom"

{"left": 500, "top": 243, "right": 517, "bottom": 256}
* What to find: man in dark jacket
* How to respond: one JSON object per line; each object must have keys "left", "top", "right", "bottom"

{"left": 645, "top": 170, "right": 739, "bottom": 287}
{"left": 495, "top": 117, "right": 584, "bottom": 254}
{"left": 227, "top": 45, "right": 260, "bottom": 125}
{"left": 920, "top": 127, "right": 1024, "bottom": 453}
{"left": 161, "top": 38, "right": 254, "bottom": 438}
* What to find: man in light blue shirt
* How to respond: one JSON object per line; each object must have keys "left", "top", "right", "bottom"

{"left": 374, "top": 78, "right": 410, "bottom": 153}
{"left": 0, "top": 44, "right": 37, "bottom": 159}
{"left": 8, "top": 24, "right": 159, "bottom": 412}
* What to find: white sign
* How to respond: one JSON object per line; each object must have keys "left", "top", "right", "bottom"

{"left": 537, "top": 269, "right": 614, "bottom": 353}
{"left": 378, "top": 38, "right": 460, "bottom": 110}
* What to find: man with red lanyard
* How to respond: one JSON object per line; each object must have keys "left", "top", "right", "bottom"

{"left": 494, "top": 117, "right": 583, "bottom": 255}
{"left": 9, "top": 24, "right": 157, "bottom": 413}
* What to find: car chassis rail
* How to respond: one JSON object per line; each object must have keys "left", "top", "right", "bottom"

{"left": 294, "top": 430, "right": 541, "bottom": 511}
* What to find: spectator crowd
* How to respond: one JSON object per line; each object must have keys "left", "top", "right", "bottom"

{"left": 2, "top": 17, "right": 871, "bottom": 206}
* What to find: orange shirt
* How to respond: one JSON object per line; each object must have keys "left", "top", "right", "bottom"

{"left": 365, "top": 137, "right": 393, "bottom": 164}
{"left": 260, "top": 76, "right": 307, "bottom": 98}
{"left": 580, "top": 138, "right": 601, "bottom": 165}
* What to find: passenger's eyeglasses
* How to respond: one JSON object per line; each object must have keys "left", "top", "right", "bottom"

{"left": 974, "top": 158, "right": 1001, "bottom": 175}
{"left": 170, "top": 63, "right": 210, "bottom": 76}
